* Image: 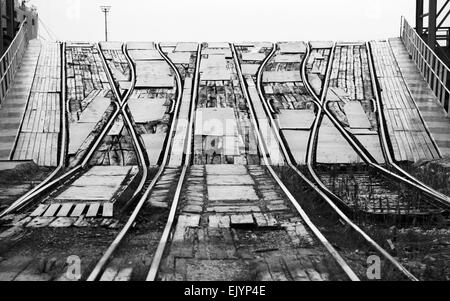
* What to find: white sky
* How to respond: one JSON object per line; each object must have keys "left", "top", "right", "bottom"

{"left": 31, "top": 0, "right": 417, "bottom": 42}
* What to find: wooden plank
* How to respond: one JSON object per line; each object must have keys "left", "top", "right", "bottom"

{"left": 70, "top": 204, "right": 87, "bottom": 217}
{"left": 57, "top": 203, "right": 73, "bottom": 217}
{"left": 43, "top": 204, "right": 61, "bottom": 217}
{"left": 30, "top": 204, "right": 50, "bottom": 217}
{"left": 50, "top": 133, "right": 59, "bottom": 167}
{"left": 38, "top": 133, "right": 48, "bottom": 166}
{"left": 86, "top": 203, "right": 100, "bottom": 217}
{"left": 102, "top": 203, "right": 114, "bottom": 218}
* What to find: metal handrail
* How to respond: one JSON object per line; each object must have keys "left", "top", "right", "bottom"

{"left": 0, "top": 20, "right": 29, "bottom": 106}
{"left": 400, "top": 16, "right": 450, "bottom": 115}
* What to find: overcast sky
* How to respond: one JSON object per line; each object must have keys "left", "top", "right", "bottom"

{"left": 31, "top": 0, "right": 417, "bottom": 42}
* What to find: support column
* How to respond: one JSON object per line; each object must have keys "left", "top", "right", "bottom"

{"left": 0, "top": 1, "right": 4, "bottom": 55}
{"left": 428, "top": 0, "right": 437, "bottom": 50}
{"left": 416, "top": 0, "right": 424, "bottom": 35}
{"left": 6, "top": 0, "right": 15, "bottom": 41}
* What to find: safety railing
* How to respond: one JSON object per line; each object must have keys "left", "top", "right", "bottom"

{"left": 0, "top": 20, "right": 29, "bottom": 107}
{"left": 400, "top": 16, "right": 450, "bottom": 115}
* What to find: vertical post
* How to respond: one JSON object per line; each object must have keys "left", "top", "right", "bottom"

{"left": 429, "top": 0, "right": 437, "bottom": 50}
{"left": 104, "top": 11, "right": 108, "bottom": 41}
{"left": 416, "top": 0, "right": 424, "bottom": 35}
{"left": 0, "top": 1, "right": 4, "bottom": 55}
{"left": 100, "top": 6, "right": 111, "bottom": 42}
{"left": 6, "top": 0, "right": 15, "bottom": 40}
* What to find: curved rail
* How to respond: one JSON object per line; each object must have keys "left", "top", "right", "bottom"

{"left": 146, "top": 45, "right": 202, "bottom": 281}
{"left": 97, "top": 42, "right": 147, "bottom": 203}
{"left": 255, "top": 42, "right": 418, "bottom": 281}
{"left": 231, "top": 44, "right": 359, "bottom": 281}
{"left": 87, "top": 42, "right": 185, "bottom": 281}
{"left": 1, "top": 42, "right": 69, "bottom": 217}
{"left": 319, "top": 44, "right": 450, "bottom": 209}
{"left": 0, "top": 43, "right": 127, "bottom": 218}
{"left": 366, "top": 41, "right": 450, "bottom": 204}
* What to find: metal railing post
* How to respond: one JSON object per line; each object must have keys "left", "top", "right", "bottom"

{"left": 0, "top": 20, "right": 30, "bottom": 107}
{"left": 400, "top": 17, "right": 450, "bottom": 116}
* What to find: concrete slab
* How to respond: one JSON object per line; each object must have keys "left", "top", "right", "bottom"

{"left": 278, "top": 110, "right": 316, "bottom": 130}
{"left": 241, "top": 64, "right": 260, "bottom": 76}
{"left": 99, "top": 42, "right": 123, "bottom": 50}
{"left": 355, "top": 134, "right": 385, "bottom": 164}
{"left": 282, "top": 130, "right": 310, "bottom": 164}
{"left": 56, "top": 166, "right": 132, "bottom": 201}
{"left": 203, "top": 48, "right": 232, "bottom": 58}
{"left": 207, "top": 42, "right": 230, "bottom": 49}
{"left": 57, "top": 186, "right": 118, "bottom": 201}
{"left": 68, "top": 122, "right": 96, "bottom": 155}
{"left": 85, "top": 166, "right": 133, "bottom": 176}
{"left": 279, "top": 42, "right": 307, "bottom": 54}
{"left": 208, "top": 186, "right": 259, "bottom": 201}
{"left": 195, "top": 108, "right": 238, "bottom": 136}
{"left": 136, "top": 60, "right": 172, "bottom": 77}
{"left": 78, "top": 97, "right": 111, "bottom": 123}
{"left": 241, "top": 53, "right": 266, "bottom": 61}
{"left": 168, "top": 52, "right": 192, "bottom": 64}
{"left": 262, "top": 71, "right": 301, "bottom": 83}
{"left": 206, "top": 165, "right": 248, "bottom": 175}
{"left": 128, "top": 49, "right": 163, "bottom": 61}
{"left": 309, "top": 41, "right": 334, "bottom": 49}
{"left": 175, "top": 42, "right": 199, "bottom": 52}
{"left": 127, "top": 42, "right": 155, "bottom": 50}
{"left": 200, "top": 70, "right": 231, "bottom": 81}
{"left": 316, "top": 117, "right": 363, "bottom": 164}
{"left": 128, "top": 98, "right": 167, "bottom": 123}
{"left": 141, "top": 133, "right": 167, "bottom": 165}
{"left": 274, "top": 54, "right": 302, "bottom": 63}
{"left": 206, "top": 174, "right": 254, "bottom": 186}
{"left": 344, "top": 102, "right": 372, "bottom": 129}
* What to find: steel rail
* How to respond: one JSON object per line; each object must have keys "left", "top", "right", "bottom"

{"left": 255, "top": 42, "right": 418, "bottom": 281}
{"left": 146, "top": 45, "right": 201, "bottom": 281}
{"left": 231, "top": 43, "right": 360, "bottom": 281}
{"left": 87, "top": 42, "right": 185, "bottom": 281}
{"left": 1, "top": 42, "right": 72, "bottom": 217}
{"left": 367, "top": 40, "right": 450, "bottom": 204}
{"left": 319, "top": 43, "right": 450, "bottom": 208}
{"left": 0, "top": 42, "right": 128, "bottom": 218}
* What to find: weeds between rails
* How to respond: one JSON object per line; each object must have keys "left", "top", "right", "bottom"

{"left": 275, "top": 165, "right": 450, "bottom": 281}
{"left": 273, "top": 165, "right": 407, "bottom": 281}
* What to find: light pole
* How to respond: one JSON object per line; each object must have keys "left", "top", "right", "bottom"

{"left": 100, "top": 6, "right": 111, "bottom": 41}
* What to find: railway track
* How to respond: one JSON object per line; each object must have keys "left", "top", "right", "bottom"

{"left": 255, "top": 42, "right": 418, "bottom": 280}
{"left": 302, "top": 42, "right": 449, "bottom": 220}
{"left": 86, "top": 42, "right": 365, "bottom": 282}
{"left": 1, "top": 39, "right": 446, "bottom": 281}
{"left": 86, "top": 42, "right": 188, "bottom": 281}
{"left": 0, "top": 42, "right": 67, "bottom": 218}
{"left": 0, "top": 41, "right": 150, "bottom": 281}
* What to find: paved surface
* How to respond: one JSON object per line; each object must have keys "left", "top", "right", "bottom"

{"left": 0, "top": 38, "right": 449, "bottom": 282}
{"left": 66, "top": 43, "right": 114, "bottom": 166}
{"left": 260, "top": 42, "right": 315, "bottom": 164}
{"left": 194, "top": 43, "right": 260, "bottom": 165}
{"left": 125, "top": 42, "right": 175, "bottom": 166}
{"left": 158, "top": 165, "right": 347, "bottom": 281}
{"left": 326, "top": 42, "right": 385, "bottom": 164}
{"left": 389, "top": 38, "right": 450, "bottom": 158}
{"left": 161, "top": 42, "right": 199, "bottom": 167}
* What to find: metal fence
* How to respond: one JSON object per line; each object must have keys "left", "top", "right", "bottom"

{"left": 400, "top": 16, "right": 450, "bottom": 115}
{"left": 0, "top": 20, "right": 29, "bottom": 107}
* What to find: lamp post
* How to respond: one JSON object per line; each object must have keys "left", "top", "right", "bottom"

{"left": 100, "top": 6, "right": 111, "bottom": 41}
